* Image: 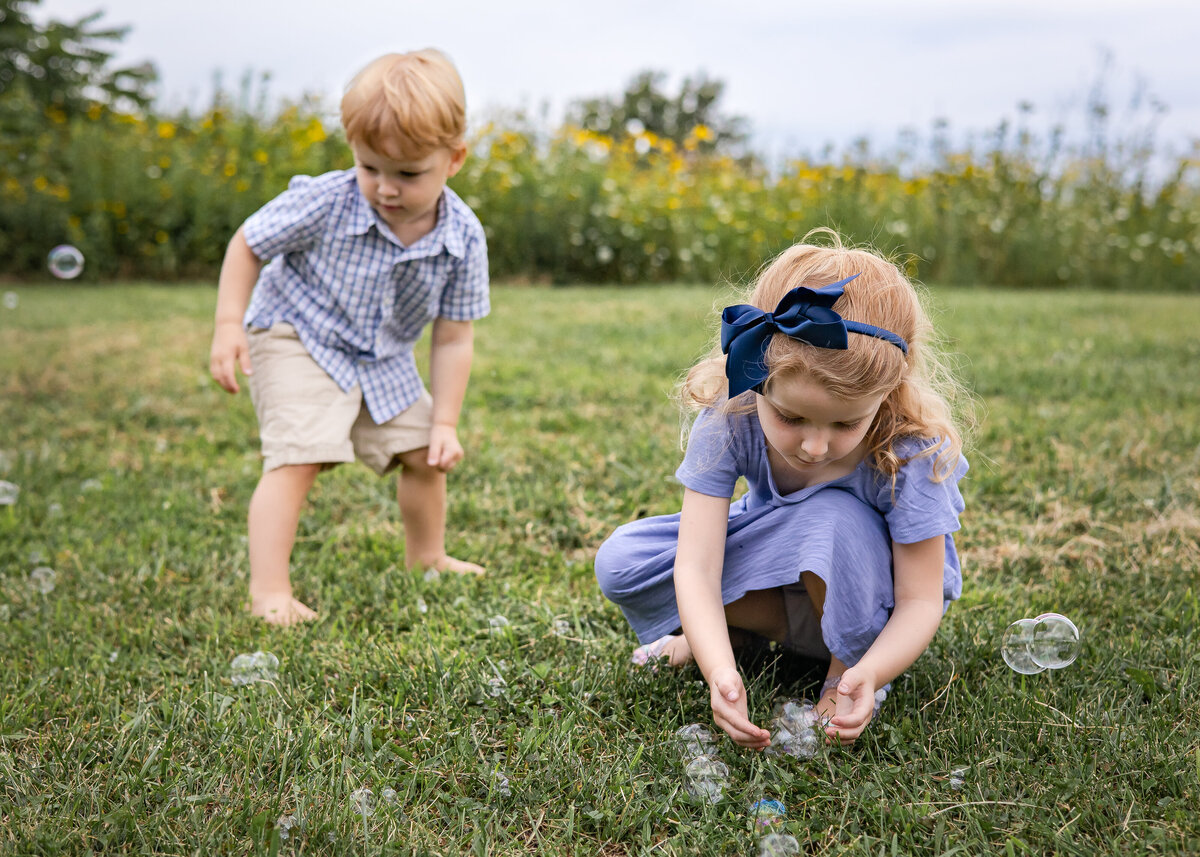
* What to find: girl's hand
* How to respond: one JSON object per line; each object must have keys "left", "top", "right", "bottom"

{"left": 709, "top": 667, "right": 771, "bottom": 749}
{"left": 427, "top": 423, "right": 464, "bottom": 471}
{"left": 824, "top": 665, "right": 877, "bottom": 744}
{"left": 210, "top": 321, "right": 252, "bottom": 394}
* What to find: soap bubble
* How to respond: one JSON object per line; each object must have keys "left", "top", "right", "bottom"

{"left": 486, "top": 675, "right": 507, "bottom": 697}
{"left": 422, "top": 568, "right": 440, "bottom": 582}
{"left": 683, "top": 755, "right": 729, "bottom": 804}
{"left": 0, "top": 481, "right": 18, "bottom": 505}
{"left": 415, "top": 597, "right": 428, "bottom": 614}
{"left": 675, "top": 723, "right": 717, "bottom": 759}
{"left": 488, "top": 614, "right": 509, "bottom": 632}
{"left": 0, "top": 605, "right": 10, "bottom": 622}
{"left": 2, "top": 292, "right": 16, "bottom": 310}
{"left": 750, "top": 798, "right": 787, "bottom": 827}
{"left": 1029, "top": 612, "right": 1080, "bottom": 669}
{"left": 230, "top": 650, "right": 279, "bottom": 685}
{"left": 552, "top": 618, "right": 572, "bottom": 637}
{"left": 948, "top": 767, "right": 967, "bottom": 790}
{"left": 29, "top": 566, "right": 57, "bottom": 594}
{"left": 1001, "top": 618, "right": 1044, "bottom": 675}
{"left": 491, "top": 771, "right": 512, "bottom": 798}
{"left": 276, "top": 814, "right": 299, "bottom": 841}
{"left": 48, "top": 245, "right": 85, "bottom": 279}
{"left": 349, "top": 787, "right": 375, "bottom": 817}
{"left": 759, "top": 833, "right": 801, "bottom": 857}
{"left": 766, "top": 699, "right": 821, "bottom": 759}
{"left": 380, "top": 787, "right": 398, "bottom": 804}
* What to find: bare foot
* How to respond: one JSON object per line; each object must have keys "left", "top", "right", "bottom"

{"left": 250, "top": 591, "right": 317, "bottom": 626}
{"left": 662, "top": 634, "right": 695, "bottom": 666}
{"left": 421, "top": 554, "right": 485, "bottom": 575}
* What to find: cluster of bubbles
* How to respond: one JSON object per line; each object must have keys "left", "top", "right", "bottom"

{"left": 48, "top": 245, "right": 85, "bottom": 280}
{"left": 675, "top": 724, "right": 729, "bottom": 804}
{"left": 229, "top": 651, "right": 279, "bottom": 685}
{"left": 765, "top": 700, "right": 822, "bottom": 760}
{"left": 1001, "top": 612, "right": 1081, "bottom": 675}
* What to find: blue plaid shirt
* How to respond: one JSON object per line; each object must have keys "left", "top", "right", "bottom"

{"left": 243, "top": 169, "right": 489, "bottom": 423}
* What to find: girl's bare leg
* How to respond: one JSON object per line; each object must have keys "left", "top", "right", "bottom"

{"left": 248, "top": 463, "right": 321, "bottom": 625}
{"left": 661, "top": 588, "right": 789, "bottom": 666}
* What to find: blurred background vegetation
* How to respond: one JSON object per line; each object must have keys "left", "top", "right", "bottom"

{"left": 1, "top": 0, "right": 1197, "bottom": 289}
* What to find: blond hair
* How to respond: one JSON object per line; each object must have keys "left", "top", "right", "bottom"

{"left": 341, "top": 49, "right": 466, "bottom": 160}
{"left": 681, "top": 229, "right": 971, "bottom": 482}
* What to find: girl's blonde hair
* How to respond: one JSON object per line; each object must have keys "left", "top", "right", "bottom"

{"left": 681, "top": 229, "right": 970, "bottom": 482}
{"left": 341, "top": 49, "right": 466, "bottom": 161}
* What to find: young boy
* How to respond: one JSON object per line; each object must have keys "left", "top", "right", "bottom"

{"left": 209, "top": 49, "right": 489, "bottom": 626}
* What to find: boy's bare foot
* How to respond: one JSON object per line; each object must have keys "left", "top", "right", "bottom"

{"left": 250, "top": 592, "right": 317, "bottom": 626}
{"left": 422, "top": 554, "right": 485, "bottom": 575}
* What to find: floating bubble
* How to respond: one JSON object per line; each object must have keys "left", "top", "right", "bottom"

{"left": 230, "top": 650, "right": 279, "bottom": 685}
{"left": 750, "top": 798, "right": 787, "bottom": 827}
{"left": 759, "top": 833, "right": 801, "bottom": 857}
{"left": 675, "top": 723, "right": 717, "bottom": 759}
{"left": 0, "top": 481, "right": 18, "bottom": 505}
{"left": 29, "top": 566, "right": 56, "bottom": 594}
{"left": 1030, "top": 612, "right": 1080, "bottom": 669}
{"left": 47, "top": 245, "right": 85, "bottom": 279}
{"left": 349, "top": 787, "right": 375, "bottom": 817}
{"left": 1001, "top": 618, "right": 1045, "bottom": 675}
{"left": 2, "top": 291, "right": 16, "bottom": 310}
{"left": 683, "top": 755, "right": 729, "bottom": 804}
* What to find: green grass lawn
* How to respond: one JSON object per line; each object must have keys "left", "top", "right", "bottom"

{"left": 1, "top": 281, "right": 1198, "bottom": 856}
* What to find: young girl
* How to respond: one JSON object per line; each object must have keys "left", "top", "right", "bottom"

{"left": 594, "top": 232, "right": 969, "bottom": 749}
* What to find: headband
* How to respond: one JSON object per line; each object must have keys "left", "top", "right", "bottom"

{"left": 720, "top": 274, "right": 909, "bottom": 397}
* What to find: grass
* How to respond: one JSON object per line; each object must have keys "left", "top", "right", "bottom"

{"left": 1, "top": 280, "right": 1198, "bottom": 856}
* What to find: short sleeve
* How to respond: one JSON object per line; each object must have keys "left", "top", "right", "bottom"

{"left": 242, "top": 174, "right": 334, "bottom": 260}
{"left": 438, "top": 227, "right": 490, "bottom": 321}
{"left": 674, "top": 408, "right": 743, "bottom": 498}
{"left": 878, "top": 440, "right": 969, "bottom": 544}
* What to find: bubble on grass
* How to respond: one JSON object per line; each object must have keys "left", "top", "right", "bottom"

{"left": 276, "top": 814, "right": 299, "bottom": 840}
{"left": 230, "top": 650, "right": 279, "bottom": 685}
{"left": 48, "top": 245, "right": 85, "bottom": 279}
{"left": 486, "top": 676, "right": 507, "bottom": 697}
{"left": 683, "top": 755, "right": 729, "bottom": 804}
{"left": 108, "top": 650, "right": 119, "bottom": 663}
{"left": 766, "top": 699, "right": 821, "bottom": 760}
{"left": 423, "top": 568, "right": 440, "bottom": 582}
{"left": 552, "top": 618, "right": 571, "bottom": 637}
{"left": 29, "top": 566, "right": 56, "bottom": 594}
{"left": 1001, "top": 618, "right": 1045, "bottom": 675}
{"left": 0, "top": 605, "right": 10, "bottom": 622}
{"left": 491, "top": 771, "right": 512, "bottom": 798}
{"left": 2, "top": 291, "right": 16, "bottom": 310}
{"left": 380, "top": 787, "right": 398, "bottom": 804}
{"left": 759, "top": 832, "right": 801, "bottom": 857}
{"left": 948, "top": 767, "right": 967, "bottom": 790}
{"left": 675, "top": 723, "right": 717, "bottom": 759}
{"left": 488, "top": 614, "right": 510, "bottom": 632}
{"left": 1030, "top": 612, "right": 1080, "bottom": 669}
{"left": 80, "top": 478, "right": 103, "bottom": 492}
{"left": 0, "top": 481, "right": 19, "bottom": 505}
{"left": 47, "top": 502, "right": 63, "bottom": 517}
{"left": 415, "top": 597, "right": 428, "bottom": 614}
{"left": 349, "top": 787, "right": 375, "bottom": 817}
{"left": 750, "top": 798, "right": 787, "bottom": 827}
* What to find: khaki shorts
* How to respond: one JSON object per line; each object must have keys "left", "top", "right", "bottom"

{"left": 247, "top": 323, "right": 433, "bottom": 475}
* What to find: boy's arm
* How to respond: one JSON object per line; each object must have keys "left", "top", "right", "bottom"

{"left": 828, "top": 534, "right": 946, "bottom": 738}
{"left": 675, "top": 488, "right": 772, "bottom": 749}
{"left": 210, "top": 227, "right": 263, "bottom": 394}
{"left": 426, "top": 317, "right": 474, "bottom": 471}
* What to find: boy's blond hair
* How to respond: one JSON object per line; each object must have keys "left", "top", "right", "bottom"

{"left": 341, "top": 49, "right": 466, "bottom": 160}
{"left": 681, "top": 229, "right": 971, "bottom": 482}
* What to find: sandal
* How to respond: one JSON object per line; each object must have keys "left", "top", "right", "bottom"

{"left": 631, "top": 633, "right": 678, "bottom": 666}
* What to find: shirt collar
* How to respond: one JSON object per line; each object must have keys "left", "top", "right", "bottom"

{"left": 344, "top": 175, "right": 466, "bottom": 258}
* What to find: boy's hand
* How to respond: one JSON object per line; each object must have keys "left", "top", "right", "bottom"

{"left": 427, "top": 422, "right": 464, "bottom": 471}
{"left": 709, "top": 666, "right": 771, "bottom": 749}
{"left": 824, "top": 665, "right": 876, "bottom": 744}
{"left": 210, "top": 321, "right": 252, "bottom": 394}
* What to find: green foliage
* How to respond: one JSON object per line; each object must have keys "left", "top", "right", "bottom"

{"left": 567, "top": 68, "right": 749, "bottom": 155}
{"left": 1, "top": 283, "right": 1199, "bottom": 854}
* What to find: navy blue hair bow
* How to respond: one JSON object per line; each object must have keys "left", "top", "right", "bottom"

{"left": 720, "top": 274, "right": 909, "bottom": 397}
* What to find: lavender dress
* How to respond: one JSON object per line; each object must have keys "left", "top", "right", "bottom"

{"left": 594, "top": 408, "right": 968, "bottom": 668}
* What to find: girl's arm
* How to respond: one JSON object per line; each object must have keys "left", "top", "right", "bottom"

{"left": 828, "top": 534, "right": 946, "bottom": 740}
{"left": 675, "top": 488, "right": 772, "bottom": 749}
{"left": 426, "top": 318, "right": 474, "bottom": 471}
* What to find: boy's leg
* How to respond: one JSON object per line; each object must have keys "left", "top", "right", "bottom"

{"left": 394, "top": 447, "right": 484, "bottom": 574}
{"left": 248, "top": 462, "right": 322, "bottom": 624}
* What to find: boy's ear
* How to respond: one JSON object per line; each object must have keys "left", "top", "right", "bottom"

{"left": 446, "top": 143, "right": 468, "bottom": 177}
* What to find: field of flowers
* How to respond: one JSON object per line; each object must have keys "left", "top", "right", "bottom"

{"left": 2, "top": 95, "right": 1198, "bottom": 289}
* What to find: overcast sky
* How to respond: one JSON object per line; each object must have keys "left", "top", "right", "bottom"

{"left": 38, "top": 0, "right": 1200, "bottom": 159}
